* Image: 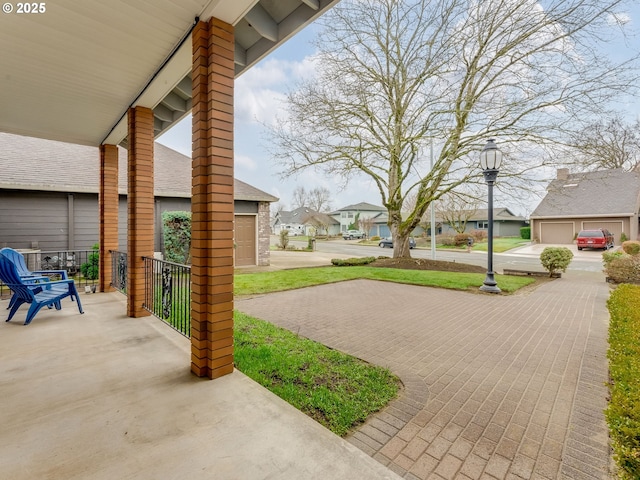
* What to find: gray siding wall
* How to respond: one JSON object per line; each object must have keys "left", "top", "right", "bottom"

{"left": 0, "top": 190, "right": 69, "bottom": 250}
{"left": 1, "top": 190, "right": 269, "bottom": 264}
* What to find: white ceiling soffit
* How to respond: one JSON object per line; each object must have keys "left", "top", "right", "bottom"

{"left": 0, "top": 0, "right": 339, "bottom": 149}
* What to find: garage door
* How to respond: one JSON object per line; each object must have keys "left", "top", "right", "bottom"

{"left": 235, "top": 215, "right": 256, "bottom": 266}
{"left": 540, "top": 222, "right": 574, "bottom": 244}
{"left": 582, "top": 221, "right": 623, "bottom": 245}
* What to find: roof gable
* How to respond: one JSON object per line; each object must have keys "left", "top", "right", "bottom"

{"left": 531, "top": 169, "right": 640, "bottom": 218}
{"left": 333, "top": 201, "right": 386, "bottom": 213}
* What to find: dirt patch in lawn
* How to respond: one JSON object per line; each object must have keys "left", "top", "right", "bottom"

{"left": 369, "top": 256, "right": 556, "bottom": 294}
{"left": 370, "top": 257, "right": 487, "bottom": 273}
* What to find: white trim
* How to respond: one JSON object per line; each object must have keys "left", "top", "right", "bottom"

{"left": 531, "top": 213, "right": 635, "bottom": 219}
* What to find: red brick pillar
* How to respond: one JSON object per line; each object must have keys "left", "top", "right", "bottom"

{"left": 127, "top": 106, "right": 154, "bottom": 318}
{"left": 190, "top": 17, "right": 235, "bottom": 379}
{"left": 99, "top": 144, "right": 119, "bottom": 293}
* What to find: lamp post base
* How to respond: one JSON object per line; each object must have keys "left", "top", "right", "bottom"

{"left": 480, "top": 272, "right": 501, "bottom": 294}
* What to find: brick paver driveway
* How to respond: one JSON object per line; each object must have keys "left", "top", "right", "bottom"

{"left": 236, "top": 271, "right": 611, "bottom": 479}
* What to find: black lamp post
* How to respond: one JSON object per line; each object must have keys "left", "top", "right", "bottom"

{"left": 479, "top": 138, "right": 503, "bottom": 294}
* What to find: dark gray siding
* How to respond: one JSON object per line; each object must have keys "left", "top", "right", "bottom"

{"left": 1, "top": 190, "right": 264, "bottom": 261}
{"left": 0, "top": 190, "right": 68, "bottom": 250}
{"left": 73, "top": 193, "right": 99, "bottom": 250}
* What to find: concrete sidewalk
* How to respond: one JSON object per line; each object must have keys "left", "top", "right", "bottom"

{"left": 0, "top": 292, "right": 400, "bottom": 480}
{"left": 237, "top": 271, "right": 612, "bottom": 479}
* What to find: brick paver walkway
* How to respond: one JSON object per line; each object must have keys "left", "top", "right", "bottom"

{"left": 236, "top": 271, "right": 611, "bottom": 479}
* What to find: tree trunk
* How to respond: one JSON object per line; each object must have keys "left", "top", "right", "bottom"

{"left": 392, "top": 232, "right": 412, "bottom": 258}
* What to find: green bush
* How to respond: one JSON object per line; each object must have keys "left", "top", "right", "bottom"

{"left": 80, "top": 243, "right": 99, "bottom": 280}
{"left": 331, "top": 256, "right": 376, "bottom": 266}
{"left": 622, "top": 241, "right": 640, "bottom": 256}
{"left": 603, "top": 250, "right": 627, "bottom": 268}
{"left": 520, "top": 226, "right": 531, "bottom": 239}
{"left": 606, "top": 255, "right": 640, "bottom": 284}
{"left": 278, "top": 230, "right": 290, "bottom": 250}
{"left": 606, "top": 284, "right": 640, "bottom": 479}
{"left": 162, "top": 211, "right": 191, "bottom": 264}
{"left": 540, "top": 246, "right": 573, "bottom": 277}
{"left": 620, "top": 232, "right": 629, "bottom": 243}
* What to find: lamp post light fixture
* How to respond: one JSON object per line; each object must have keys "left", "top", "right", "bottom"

{"left": 479, "top": 138, "right": 503, "bottom": 294}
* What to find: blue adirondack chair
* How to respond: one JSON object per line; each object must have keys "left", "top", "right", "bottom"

{"left": 0, "top": 247, "right": 70, "bottom": 310}
{"left": 0, "top": 253, "right": 83, "bottom": 325}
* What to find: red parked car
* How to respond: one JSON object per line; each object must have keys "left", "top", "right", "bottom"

{"left": 576, "top": 229, "right": 614, "bottom": 250}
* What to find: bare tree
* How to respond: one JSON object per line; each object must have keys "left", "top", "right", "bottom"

{"left": 291, "top": 186, "right": 307, "bottom": 209}
{"left": 307, "top": 187, "right": 333, "bottom": 212}
{"left": 270, "top": 0, "right": 639, "bottom": 258}
{"left": 568, "top": 115, "right": 640, "bottom": 171}
{"left": 358, "top": 215, "right": 375, "bottom": 238}
{"left": 436, "top": 192, "right": 482, "bottom": 235}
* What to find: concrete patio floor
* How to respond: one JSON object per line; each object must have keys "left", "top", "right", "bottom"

{"left": 0, "top": 292, "right": 400, "bottom": 480}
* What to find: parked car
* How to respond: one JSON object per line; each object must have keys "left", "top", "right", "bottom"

{"left": 343, "top": 230, "right": 366, "bottom": 240}
{"left": 379, "top": 236, "right": 416, "bottom": 249}
{"left": 576, "top": 229, "right": 614, "bottom": 250}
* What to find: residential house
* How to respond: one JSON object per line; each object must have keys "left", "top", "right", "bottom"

{"left": 0, "top": 132, "right": 277, "bottom": 266}
{"left": 331, "top": 202, "right": 389, "bottom": 237}
{"left": 439, "top": 208, "right": 527, "bottom": 237}
{"left": 530, "top": 168, "right": 640, "bottom": 244}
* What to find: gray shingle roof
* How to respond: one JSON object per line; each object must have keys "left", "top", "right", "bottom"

{"left": 332, "top": 201, "right": 386, "bottom": 213}
{"left": 0, "top": 132, "right": 277, "bottom": 202}
{"left": 531, "top": 169, "right": 640, "bottom": 218}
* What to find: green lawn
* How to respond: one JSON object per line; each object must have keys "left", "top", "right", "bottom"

{"left": 235, "top": 265, "right": 535, "bottom": 295}
{"left": 471, "top": 237, "right": 530, "bottom": 253}
{"left": 234, "top": 311, "right": 399, "bottom": 436}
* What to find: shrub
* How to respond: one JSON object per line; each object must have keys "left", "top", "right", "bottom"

{"left": 438, "top": 234, "right": 456, "bottom": 246}
{"left": 622, "top": 240, "right": 640, "bottom": 256}
{"left": 606, "top": 255, "right": 640, "bottom": 284}
{"left": 606, "top": 284, "right": 640, "bottom": 479}
{"left": 470, "top": 229, "right": 488, "bottom": 242}
{"left": 331, "top": 256, "right": 376, "bottom": 266}
{"left": 620, "top": 232, "right": 629, "bottom": 243}
{"left": 603, "top": 250, "right": 626, "bottom": 268}
{"left": 162, "top": 211, "right": 191, "bottom": 264}
{"left": 278, "top": 230, "right": 290, "bottom": 250}
{"left": 540, "top": 247, "right": 573, "bottom": 277}
{"left": 80, "top": 243, "right": 99, "bottom": 280}
{"left": 370, "top": 236, "right": 381, "bottom": 242}
{"left": 520, "top": 226, "right": 531, "bottom": 239}
{"left": 454, "top": 233, "right": 472, "bottom": 247}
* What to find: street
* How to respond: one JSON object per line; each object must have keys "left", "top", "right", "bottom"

{"left": 277, "top": 237, "right": 605, "bottom": 273}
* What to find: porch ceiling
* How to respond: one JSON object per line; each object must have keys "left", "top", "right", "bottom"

{"left": 0, "top": 0, "right": 338, "bottom": 148}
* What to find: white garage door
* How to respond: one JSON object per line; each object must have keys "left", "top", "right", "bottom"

{"left": 582, "top": 221, "right": 624, "bottom": 245}
{"left": 540, "top": 222, "right": 574, "bottom": 244}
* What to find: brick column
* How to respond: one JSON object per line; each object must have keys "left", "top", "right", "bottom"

{"left": 190, "top": 17, "right": 235, "bottom": 379}
{"left": 127, "top": 106, "right": 154, "bottom": 318}
{"left": 99, "top": 144, "right": 119, "bottom": 293}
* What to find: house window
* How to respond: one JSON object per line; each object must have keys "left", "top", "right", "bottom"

{"left": 341, "top": 212, "right": 346, "bottom": 218}
{"left": 478, "top": 221, "right": 488, "bottom": 229}
{"left": 348, "top": 212, "right": 354, "bottom": 218}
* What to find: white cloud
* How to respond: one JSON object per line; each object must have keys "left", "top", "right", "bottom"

{"left": 235, "top": 55, "right": 319, "bottom": 126}
{"left": 607, "top": 12, "right": 631, "bottom": 27}
{"left": 235, "top": 153, "right": 257, "bottom": 171}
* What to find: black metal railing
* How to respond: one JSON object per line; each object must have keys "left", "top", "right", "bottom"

{"left": 110, "top": 250, "right": 127, "bottom": 294}
{"left": 143, "top": 256, "right": 191, "bottom": 337}
{"left": 1, "top": 249, "right": 100, "bottom": 299}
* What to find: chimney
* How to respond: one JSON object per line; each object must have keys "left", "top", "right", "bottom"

{"left": 556, "top": 168, "right": 569, "bottom": 180}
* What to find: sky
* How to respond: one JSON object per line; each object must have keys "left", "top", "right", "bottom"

{"left": 157, "top": 2, "right": 640, "bottom": 217}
